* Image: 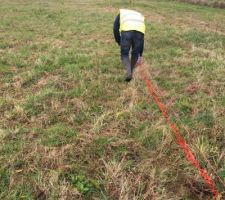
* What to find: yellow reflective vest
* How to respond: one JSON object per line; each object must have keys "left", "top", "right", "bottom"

{"left": 120, "top": 9, "right": 145, "bottom": 34}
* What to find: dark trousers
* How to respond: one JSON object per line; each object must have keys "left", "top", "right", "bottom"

{"left": 120, "top": 31, "right": 144, "bottom": 77}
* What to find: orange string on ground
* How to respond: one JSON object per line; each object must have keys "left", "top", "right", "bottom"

{"left": 138, "top": 64, "right": 218, "bottom": 199}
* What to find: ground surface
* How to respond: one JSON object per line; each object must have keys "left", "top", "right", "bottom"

{"left": 0, "top": 0, "right": 225, "bottom": 199}
{"left": 177, "top": 0, "right": 225, "bottom": 8}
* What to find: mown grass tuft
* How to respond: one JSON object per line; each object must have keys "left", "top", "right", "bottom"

{"left": 8, "top": 185, "right": 33, "bottom": 200}
{"left": 142, "top": 129, "right": 164, "bottom": 150}
{"left": 40, "top": 124, "right": 77, "bottom": 147}
{"left": 195, "top": 110, "right": 214, "bottom": 128}
{"left": 0, "top": 168, "right": 9, "bottom": 196}
{"left": 23, "top": 88, "right": 64, "bottom": 117}
{"left": 183, "top": 30, "right": 225, "bottom": 47}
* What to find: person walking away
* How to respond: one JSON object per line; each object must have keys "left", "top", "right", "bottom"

{"left": 113, "top": 9, "right": 145, "bottom": 82}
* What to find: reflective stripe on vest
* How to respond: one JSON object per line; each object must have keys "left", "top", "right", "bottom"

{"left": 120, "top": 9, "right": 145, "bottom": 34}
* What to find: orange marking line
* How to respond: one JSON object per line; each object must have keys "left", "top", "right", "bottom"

{"left": 138, "top": 64, "right": 218, "bottom": 199}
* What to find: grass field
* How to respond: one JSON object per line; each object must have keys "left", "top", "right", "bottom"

{"left": 177, "top": 0, "right": 225, "bottom": 8}
{"left": 0, "top": 0, "right": 225, "bottom": 199}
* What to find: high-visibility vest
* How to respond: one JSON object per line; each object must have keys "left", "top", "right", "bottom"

{"left": 120, "top": 9, "right": 145, "bottom": 34}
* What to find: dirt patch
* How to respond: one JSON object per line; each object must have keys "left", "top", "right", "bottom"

{"left": 51, "top": 39, "right": 67, "bottom": 49}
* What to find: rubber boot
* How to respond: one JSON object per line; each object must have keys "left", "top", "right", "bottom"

{"left": 121, "top": 57, "right": 132, "bottom": 82}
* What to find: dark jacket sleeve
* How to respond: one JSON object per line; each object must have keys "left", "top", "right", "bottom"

{"left": 113, "top": 14, "right": 120, "bottom": 46}
{"left": 140, "top": 37, "right": 144, "bottom": 56}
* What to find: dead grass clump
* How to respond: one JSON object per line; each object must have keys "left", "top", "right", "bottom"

{"left": 51, "top": 39, "right": 66, "bottom": 49}
{"left": 185, "top": 178, "right": 215, "bottom": 199}
{"left": 102, "top": 158, "right": 159, "bottom": 199}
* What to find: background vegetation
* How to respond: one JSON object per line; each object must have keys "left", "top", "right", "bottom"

{"left": 176, "top": 0, "right": 225, "bottom": 8}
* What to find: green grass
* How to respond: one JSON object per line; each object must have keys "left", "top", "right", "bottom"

{"left": 0, "top": 0, "right": 225, "bottom": 199}
{"left": 40, "top": 124, "right": 77, "bottom": 147}
{"left": 176, "top": 0, "right": 225, "bottom": 8}
{"left": 0, "top": 168, "right": 10, "bottom": 196}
